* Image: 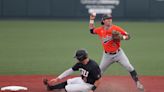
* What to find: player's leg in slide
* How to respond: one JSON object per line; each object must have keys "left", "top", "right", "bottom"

{"left": 65, "top": 77, "right": 93, "bottom": 92}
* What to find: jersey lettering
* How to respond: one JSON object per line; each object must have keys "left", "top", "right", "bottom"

{"left": 94, "top": 25, "right": 127, "bottom": 52}
{"left": 102, "top": 36, "right": 112, "bottom": 44}
{"left": 79, "top": 68, "right": 89, "bottom": 77}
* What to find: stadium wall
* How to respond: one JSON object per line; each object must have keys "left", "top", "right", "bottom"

{"left": 0, "top": 0, "right": 164, "bottom": 19}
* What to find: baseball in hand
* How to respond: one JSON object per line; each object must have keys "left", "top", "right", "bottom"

{"left": 92, "top": 12, "right": 96, "bottom": 16}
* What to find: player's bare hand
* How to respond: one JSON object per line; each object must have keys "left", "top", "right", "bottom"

{"left": 90, "top": 15, "right": 96, "bottom": 20}
{"left": 90, "top": 13, "right": 96, "bottom": 20}
{"left": 49, "top": 78, "right": 59, "bottom": 85}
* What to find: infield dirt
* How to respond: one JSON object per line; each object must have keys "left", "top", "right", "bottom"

{"left": 0, "top": 75, "right": 163, "bottom": 92}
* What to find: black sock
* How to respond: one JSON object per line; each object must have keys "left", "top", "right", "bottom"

{"left": 130, "top": 70, "right": 139, "bottom": 82}
{"left": 49, "top": 81, "right": 67, "bottom": 90}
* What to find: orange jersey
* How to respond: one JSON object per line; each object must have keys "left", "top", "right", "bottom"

{"left": 93, "top": 25, "right": 127, "bottom": 53}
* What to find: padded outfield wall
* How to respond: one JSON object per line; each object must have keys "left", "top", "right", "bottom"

{"left": 0, "top": 0, "right": 164, "bottom": 19}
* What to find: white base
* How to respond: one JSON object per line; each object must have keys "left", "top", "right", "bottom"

{"left": 1, "top": 86, "right": 28, "bottom": 91}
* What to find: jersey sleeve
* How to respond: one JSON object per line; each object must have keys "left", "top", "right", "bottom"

{"left": 57, "top": 68, "right": 74, "bottom": 79}
{"left": 93, "top": 27, "right": 101, "bottom": 34}
{"left": 72, "top": 63, "right": 81, "bottom": 71}
{"left": 115, "top": 25, "right": 128, "bottom": 35}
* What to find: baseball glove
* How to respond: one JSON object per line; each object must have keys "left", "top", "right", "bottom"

{"left": 112, "top": 30, "right": 123, "bottom": 41}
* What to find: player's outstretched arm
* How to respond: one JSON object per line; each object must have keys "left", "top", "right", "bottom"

{"left": 125, "top": 33, "right": 130, "bottom": 40}
{"left": 112, "top": 30, "right": 131, "bottom": 41}
{"left": 57, "top": 68, "right": 74, "bottom": 79}
{"left": 89, "top": 13, "right": 96, "bottom": 29}
{"left": 121, "top": 33, "right": 131, "bottom": 40}
{"left": 48, "top": 68, "right": 74, "bottom": 85}
{"left": 89, "top": 13, "right": 96, "bottom": 34}
{"left": 49, "top": 78, "right": 60, "bottom": 85}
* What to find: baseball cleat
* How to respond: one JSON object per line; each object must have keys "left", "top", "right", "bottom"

{"left": 136, "top": 81, "right": 144, "bottom": 92}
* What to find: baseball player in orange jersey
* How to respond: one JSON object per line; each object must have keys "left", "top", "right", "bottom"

{"left": 89, "top": 14, "right": 144, "bottom": 92}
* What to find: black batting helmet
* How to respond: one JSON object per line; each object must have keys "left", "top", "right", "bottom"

{"left": 74, "top": 49, "right": 88, "bottom": 62}
{"left": 101, "top": 14, "right": 112, "bottom": 25}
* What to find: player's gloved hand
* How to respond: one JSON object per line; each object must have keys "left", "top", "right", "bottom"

{"left": 112, "top": 30, "right": 123, "bottom": 41}
{"left": 49, "top": 78, "right": 60, "bottom": 85}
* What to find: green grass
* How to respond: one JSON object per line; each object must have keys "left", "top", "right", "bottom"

{"left": 0, "top": 20, "right": 164, "bottom": 76}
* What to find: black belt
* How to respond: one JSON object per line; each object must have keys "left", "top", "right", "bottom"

{"left": 105, "top": 49, "right": 120, "bottom": 55}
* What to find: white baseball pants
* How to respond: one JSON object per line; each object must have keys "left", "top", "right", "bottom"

{"left": 99, "top": 48, "right": 134, "bottom": 74}
{"left": 65, "top": 77, "right": 93, "bottom": 92}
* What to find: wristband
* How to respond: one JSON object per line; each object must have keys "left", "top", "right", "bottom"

{"left": 90, "top": 20, "right": 94, "bottom": 24}
{"left": 91, "top": 85, "right": 97, "bottom": 91}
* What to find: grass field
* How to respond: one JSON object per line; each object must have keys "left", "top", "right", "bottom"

{"left": 0, "top": 20, "right": 164, "bottom": 76}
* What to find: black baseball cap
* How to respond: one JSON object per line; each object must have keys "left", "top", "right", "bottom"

{"left": 74, "top": 49, "right": 88, "bottom": 62}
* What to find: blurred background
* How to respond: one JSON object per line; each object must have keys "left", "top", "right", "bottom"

{"left": 0, "top": 0, "right": 164, "bottom": 76}
{"left": 0, "top": 0, "right": 164, "bottom": 19}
